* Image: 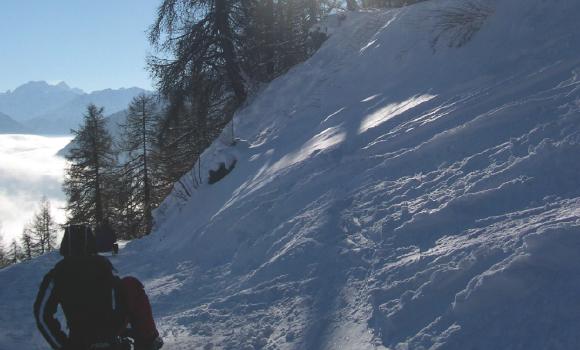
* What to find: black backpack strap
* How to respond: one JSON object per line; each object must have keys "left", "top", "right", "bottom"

{"left": 34, "top": 269, "right": 68, "bottom": 349}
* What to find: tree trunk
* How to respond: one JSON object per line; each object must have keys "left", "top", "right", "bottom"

{"left": 141, "top": 99, "right": 153, "bottom": 234}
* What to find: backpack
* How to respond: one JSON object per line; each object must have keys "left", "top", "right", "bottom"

{"left": 54, "top": 256, "right": 127, "bottom": 344}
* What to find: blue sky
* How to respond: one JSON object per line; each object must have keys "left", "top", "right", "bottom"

{"left": 0, "top": 0, "right": 160, "bottom": 92}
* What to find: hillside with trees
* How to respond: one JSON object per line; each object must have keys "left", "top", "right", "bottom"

{"left": 3, "top": 0, "right": 580, "bottom": 349}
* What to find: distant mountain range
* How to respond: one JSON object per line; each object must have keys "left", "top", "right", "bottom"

{"left": 0, "top": 81, "right": 148, "bottom": 134}
{"left": 0, "top": 111, "right": 28, "bottom": 133}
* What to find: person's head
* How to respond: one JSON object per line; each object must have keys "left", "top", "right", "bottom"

{"left": 59, "top": 224, "right": 97, "bottom": 257}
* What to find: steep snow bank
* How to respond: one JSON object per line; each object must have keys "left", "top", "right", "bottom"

{"left": 2, "top": 0, "right": 580, "bottom": 349}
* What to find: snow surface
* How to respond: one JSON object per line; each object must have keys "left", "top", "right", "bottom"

{"left": 2, "top": 0, "right": 580, "bottom": 349}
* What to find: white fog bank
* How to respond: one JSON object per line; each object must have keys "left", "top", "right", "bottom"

{"left": 0, "top": 134, "right": 72, "bottom": 245}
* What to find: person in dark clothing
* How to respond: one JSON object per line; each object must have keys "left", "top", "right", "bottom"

{"left": 34, "top": 225, "right": 163, "bottom": 350}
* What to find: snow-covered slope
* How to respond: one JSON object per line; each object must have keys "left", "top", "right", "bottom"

{"left": 2, "top": 0, "right": 580, "bottom": 349}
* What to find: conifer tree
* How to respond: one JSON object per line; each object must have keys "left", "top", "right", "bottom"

{"left": 26, "top": 197, "right": 58, "bottom": 254}
{"left": 8, "top": 239, "right": 22, "bottom": 265}
{"left": 118, "top": 93, "right": 160, "bottom": 235}
{"left": 20, "top": 229, "right": 34, "bottom": 261}
{"left": 149, "top": 0, "right": 247, "bottom": 105}
{"left": 63, "top": 104, "right": 117, "bottom": 226}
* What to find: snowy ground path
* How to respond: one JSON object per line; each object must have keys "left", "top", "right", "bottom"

{"left": 2, "top": 0, "right": 580, "bottom": 349}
